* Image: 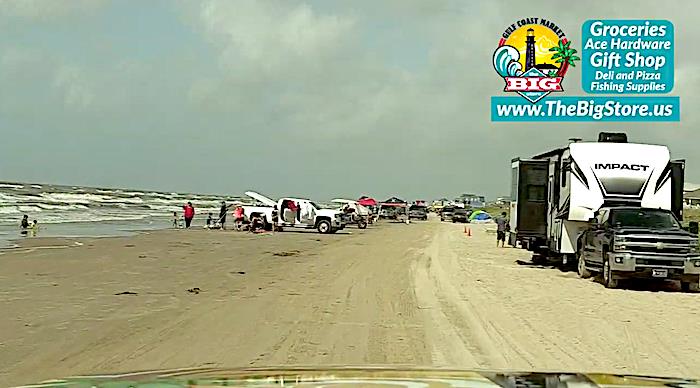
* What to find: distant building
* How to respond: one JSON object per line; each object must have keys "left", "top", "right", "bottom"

{"left": 684, "top": 182, "right": 700, "bottom": 193}
{"left": 455, "top": 193, "right": 486, "bottom": 208}
{"left": 685, "top": 188, "right": 700, "bottom": 207}
{"left": 495, "top": 197, "right": 511, "bottom": 205}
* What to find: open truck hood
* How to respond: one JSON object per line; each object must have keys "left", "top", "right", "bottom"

{"left": 20, "top": 367, "right": 700, "bottom": 388}
{"left": 244, "top": 191, "right": 276, "bottom": 207}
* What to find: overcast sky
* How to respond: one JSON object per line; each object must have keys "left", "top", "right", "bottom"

{"left": 0, "top": 0, "right": 697, "bottom": 200}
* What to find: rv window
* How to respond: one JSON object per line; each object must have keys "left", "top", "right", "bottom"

{"left": 511, "top": 167, "right": 518, "bottom": 199}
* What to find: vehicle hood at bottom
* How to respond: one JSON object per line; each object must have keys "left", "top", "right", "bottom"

{"left": 20, "top": 367, "right": 700, "bottom": 388}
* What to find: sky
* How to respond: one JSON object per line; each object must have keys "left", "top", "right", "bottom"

{"left": 0, "top": 0, "right": 698, "bottom": 201}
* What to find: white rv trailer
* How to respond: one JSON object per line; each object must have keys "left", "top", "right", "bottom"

{"left": 510, "top": 132, "right": 685, "bottom": 262}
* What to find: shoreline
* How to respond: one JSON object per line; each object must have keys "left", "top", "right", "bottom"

{"left": 0, "top": 218, "right": 176, "bottom": 250}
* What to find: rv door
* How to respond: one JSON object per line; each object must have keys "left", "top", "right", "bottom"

{"left": 671, "top": 160, "right": 685, "bottom": 221}
{"left": 514, "top": 159, "right": 549, "bottom": 239}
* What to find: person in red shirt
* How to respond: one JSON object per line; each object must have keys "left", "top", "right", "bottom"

{"left": 233, "top": 206, "right": 245, "bottom": 230}
{"left": 287, "top": 201, "right": 299, "bottom": 222}
{"left": 183, "top": 202, "right": 195, "bottom": 228}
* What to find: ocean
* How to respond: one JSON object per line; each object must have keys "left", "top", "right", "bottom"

{"left": 0, "top": 182, "right": 238, "bottom": 248}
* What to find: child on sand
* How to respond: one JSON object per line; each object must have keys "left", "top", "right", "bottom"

{"left": 206, "top": 213, "right": 213, "bottom": 228}
{"left": 172, "top": 212, "right": 180, "bottom": 228}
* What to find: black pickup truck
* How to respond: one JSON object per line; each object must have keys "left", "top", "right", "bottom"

{"left": 452, "top": 208, "right": 470, "bottom": 223}
{"left": 408, "top": 205, "right": 428, "bottom": 221}
{"left": 577, "top": 207, "right": 700, "bottom": 291}
{"left": 440, "top": 206, "right": 455, "bottom": 222}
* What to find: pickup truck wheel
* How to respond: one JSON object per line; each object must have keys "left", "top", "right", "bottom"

{"left": 602, "top": 256, "right": 618, "bottom": 289}
{"left": 317, "top": 220, "right": 332, "bottom": 234}
{"left": 577, "top": 250, "right": 592, "bottom": 279}
{"left": 358, "top": 220, "right": 368, "bottom": 229}
{"left": 681, "top": 280, "right": 700, "bottom": 293}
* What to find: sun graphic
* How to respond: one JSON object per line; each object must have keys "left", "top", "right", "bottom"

{"left": 504, "top": 24, "right": 561, "bottom": 73}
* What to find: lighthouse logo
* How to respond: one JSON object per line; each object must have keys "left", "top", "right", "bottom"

{"left": 493, "top": 18, "right": 579, "bottom": 103}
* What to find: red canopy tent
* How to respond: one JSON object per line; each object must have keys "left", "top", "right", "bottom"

{"left": 358, "top": 197, "right": 377, "bottom": 207}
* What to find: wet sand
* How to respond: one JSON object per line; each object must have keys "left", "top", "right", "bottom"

{"left": 3, "top": 218, "right": 700, "bottom": 386}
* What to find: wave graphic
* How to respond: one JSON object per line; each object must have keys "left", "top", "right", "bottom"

{"left": 493, "top": 45, "right": 523, "bottom": 78}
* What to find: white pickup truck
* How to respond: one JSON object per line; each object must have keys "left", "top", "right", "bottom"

{"left": 242, "top": 191, "right": 347, "bottom": 234}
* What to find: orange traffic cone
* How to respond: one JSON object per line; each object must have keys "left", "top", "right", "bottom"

{"left": 467, "top": 228, "right": 472, "bottom": 237}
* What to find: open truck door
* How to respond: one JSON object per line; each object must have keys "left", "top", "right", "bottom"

{"left": 510, "top": 158, "right": 549, "bottom": 251}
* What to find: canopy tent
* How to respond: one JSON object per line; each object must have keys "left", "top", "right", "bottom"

{"left": 469, "top": 210, "right": 492, "bottom": 221}
{"left": 358, "top": 197, "right": 377, "bottom": 207}
{"left": 381, "top": 197, "right": 407, "bottom": 207}
{"left": 380, "top": 202, "right": 407, "bottom": 207}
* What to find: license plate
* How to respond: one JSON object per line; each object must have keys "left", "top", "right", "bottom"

{"left": 652, "top": 269, "right": 668, "bottom": 278}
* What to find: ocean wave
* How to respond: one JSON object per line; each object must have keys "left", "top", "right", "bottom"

{"left": 30, "top": 184, "right": 42, "bottom": 189}
{"left": 35, "top": 203, "right": 89, "bottom": 211}
{"left": 32, "top": 213, "right": 151, "bottom": 224}
{"left": 18, "top": 205, "right": 44, "bottom": 213}
{"left": 40, "top": 193, "right": 102, "bottom": 204}
{"left": 0, "top": 193, "right": 24, "bottom": 203}
{"left": 0, "top": 183, "right": 24, "bottom": 189}
{"left": 0, "top": 206, "right": 20, "bottom": 214}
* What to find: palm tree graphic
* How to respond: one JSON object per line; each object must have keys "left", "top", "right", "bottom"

{"left": 548, "top": 40, "right": 580, "bottom": 77}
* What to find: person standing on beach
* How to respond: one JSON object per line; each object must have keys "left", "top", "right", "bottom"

{"left": 172, "top": 211, "right": 180, "bottom": 228}
{"left": 183, "top": 202, "right": 195, "bottom": 228}
{"left": 219, "top": 201, "right": 227, "bottom": 230}
{"left": 20, "top": 214, "right": 29, "bottom": 235}
{"left": 495, "top": 211, "right": 509, "bottom": 248}
{"left": 233, "top": 205, "right": 245, "bottom": 231}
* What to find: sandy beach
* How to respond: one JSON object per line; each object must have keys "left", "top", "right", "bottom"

{"left": 3, "top": 218, "right": 700, "bottom": 386}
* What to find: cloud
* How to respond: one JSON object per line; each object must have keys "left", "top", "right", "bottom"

{"left": 1, "top": 0, "right": 700, "bottom": 198}
{"left": 199, "top": 1, "right": 354, "bottom": 71}
{"left": 52, "top": 65, "right": 94, "bottom": 111}
{"left": 0, "top": 0, "right": 106, "bottom": 20}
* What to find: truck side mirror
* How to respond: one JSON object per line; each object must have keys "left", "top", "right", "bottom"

{"left": 690, "top": 221, "right": 699, "bottom": 235}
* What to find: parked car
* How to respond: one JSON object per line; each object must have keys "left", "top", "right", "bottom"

{"left": 408, "top": 205, "right": 428, "bottom": 221}
{"left": 577, "top": 207, "right": 700, "bottom": 290}
{"left": 452, "top": 208, "right": 470, "bottom": 223}
{"left": 440, "top": 206, "right": 455, "bottom": 222}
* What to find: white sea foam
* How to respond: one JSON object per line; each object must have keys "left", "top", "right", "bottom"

{"left": 0, "top": 183, "right": 24, "bottom": 189}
